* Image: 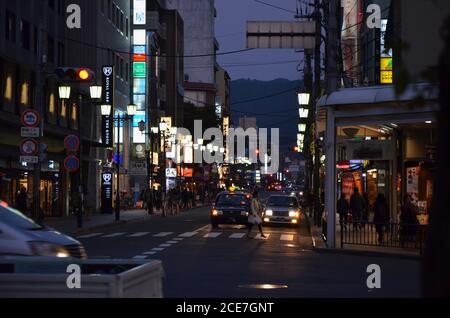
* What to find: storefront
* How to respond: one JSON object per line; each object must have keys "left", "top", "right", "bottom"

{"left": 318, "top": 83, "right": 439, "bottom": 247}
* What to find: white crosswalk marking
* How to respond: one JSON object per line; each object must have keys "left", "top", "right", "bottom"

{"left": 178, "top": 232, "right": 197, "bottom": 238}
{"left": 159, "top": 244, "right": 171, "bottom": 247}
{"left": 152, "top": 248, "right": 165, "bottom": 251}
{"left": 204, "top": 232, "right": 222, "bottom": 238}
{"left": 153, "top": 232, "right": 173, "bottom": 237}
{"left": 167, "top": 241, "right": 179, "bottom": 244}
{"left": 229, "top": 233, "right": 246, "bottom": 239}
{"left": 102, "top": 232, "right": 126, "bottom": 238}
{"left": 280, "top": 234, "right": 294, "bottom": 241}
{"left": 254, "top": 234, "right": 270, "bottom": 240}
{"left": 173, "top": 238, "right": 184, "bottom": 241}
{"left": 143, "top": 251, "right": 157, "bottom": 255}
{"left": 77, "top": 233, "right": 103, "bottom": 239}
{"left": 133, "top": 255, "right": 148, "bottom": 259}
{"left": 128, "top": 232, "right": 150, "bottom": 237}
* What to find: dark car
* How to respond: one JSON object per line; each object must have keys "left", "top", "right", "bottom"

{"left": 211, "top": 191, "right": 252, "bottom": 228}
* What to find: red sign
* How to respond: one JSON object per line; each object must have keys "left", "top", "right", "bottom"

{"left": 20, "top": 139, "right": 39, "bottom": 156}
{"left": 133, "top": 53, "right": 146, "bottom": 62}
{"left": 64, "top": 135, "right": 80, "bottom": 152}
{"left": 64, "top": 155, "right": 80, "bottom": 172}
{"left": 21, "top": 109, "right": 41, "bottom": 128}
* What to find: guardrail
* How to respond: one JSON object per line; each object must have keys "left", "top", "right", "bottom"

{"left": 340, "top": 221, "right": 427, "bottom": 254}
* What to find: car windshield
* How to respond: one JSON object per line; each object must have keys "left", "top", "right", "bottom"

{"left": 216, "top": 194, "right": 249, "bottom": 207}
{"left": 0, "top": 203, "right": 43, "bottom": 230}
{"left": 267, "top": 196, "right": 298, "bottom": 207}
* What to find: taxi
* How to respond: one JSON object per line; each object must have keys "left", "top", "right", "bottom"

{"left": 211, "top": 188, "right": 252, "bottom": 228}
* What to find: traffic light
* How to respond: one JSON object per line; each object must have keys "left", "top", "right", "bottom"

{"left": 55, "top": 67, "right": 95, "bottom": 83}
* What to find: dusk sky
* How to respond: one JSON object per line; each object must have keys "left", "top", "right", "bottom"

{"left": 215, "top": 0, "right": 304, "bottom": 82}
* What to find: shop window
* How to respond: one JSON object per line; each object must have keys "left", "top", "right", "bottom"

{"left": 4, "top": 75, "right": 12, "bottom": 101}
{"left": 48, "top": 92, "right": 57, "bottom": 124}
{"left": 20, "top": 82, "right": 29, "bottom": 105}
{"left": 70, "top": 102, "right": 78, "bottom": 130}
{"left": 59, "top": 99, "right": 68, "bottom": 127}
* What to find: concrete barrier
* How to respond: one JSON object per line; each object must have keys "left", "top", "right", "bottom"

{"left": 0, "top": 258, "right": 164, "bottom": 298}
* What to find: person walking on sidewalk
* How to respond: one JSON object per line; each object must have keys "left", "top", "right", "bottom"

{"left": 350, "top": 187, "right": 364, "bottom": 230}
{"left": 373, "top": 193, "right": 390, "bottom": 244}
{"left": 246, "top": 190, "right": 267, "bottom": 239}
{"left": 144, "top": 187, "right": 154, "bottom": 215}
{"left": 337, "top": 194, "right": 350, "bottom": 230}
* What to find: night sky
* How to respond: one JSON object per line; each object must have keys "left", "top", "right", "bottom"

{"left": 215, "top": 0, "right": 304, "bottom": 81}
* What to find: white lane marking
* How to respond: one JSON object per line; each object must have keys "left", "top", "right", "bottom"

{"left": 179, "top": 232, "right": 198, "bottom": 238}
{"left": 204, "top": 232, "right": 222, "bottom": 238}
{"left": 280, "top": 234, "right": 294, "bottom": 241}
{"left": 193, "top": 225, "right": 211, "bottom": 232}
{"left": 173, "top": 238, "right": 185, "bottom": 241}
{"left": 133, "top": 255, "right": 148, "bottom": 259}
{"left": 128, "top": 232, "right": 150, "bottom": 237}
{"left": 229, "top": 233, "right": 246, "bottom": 239}
{"left": 153, "top": 232, "right": 173, "bottom": 237}
{"left": 143, "top": 251, "right": 157, "bottom": 255}
{"left": 254, "top": 234, "right": 270, "bottom": 240}
{"left": 102, "top": 232, "right": 127, "bottom": 238}
{"left": 167, "top": 241, "right": 179, "bottom": 244}
{"left": 159, "top": 244, "right": 172, "bottom": 247}
{"left": 152, "top": 248, "right": 165, "bottom": 251}
{"left": 77, "top": 233, "right": 103, "bottom": 239}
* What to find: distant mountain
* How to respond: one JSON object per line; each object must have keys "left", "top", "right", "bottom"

{"left": 230, "top": 78, "right": 303, "bottom": 151}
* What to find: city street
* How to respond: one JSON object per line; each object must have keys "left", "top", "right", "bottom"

{"left": 77, "top": 207, "right": 421, "bottom": 298}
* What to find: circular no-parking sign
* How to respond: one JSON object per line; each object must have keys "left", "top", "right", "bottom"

{"left": 64, "top": 155, "right": 80, "bottom": 172}
{"left": 64, "top": 135, "right": 80, "bottom": 152}
{"left": 20, "top": 139, "right": 39, "bottom": 156}
{"left": 21, "top": 109, "right": 41, "bottom": 128}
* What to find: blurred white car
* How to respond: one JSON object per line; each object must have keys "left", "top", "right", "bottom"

{"left": 0, "top": 201, "right": 86, "bottom": 259}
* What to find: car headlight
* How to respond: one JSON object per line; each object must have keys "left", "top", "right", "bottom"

{"left": 240, "top": 211, "right": 249, "bottom": 216}
{"left": 29, "top": 242, "right": 70, "bottom": 258}
{"left": 289, "top": 210, "right": 300, "bottom": 218}
{"left": 265, "top": 210, "right": 273, "bottom": 216}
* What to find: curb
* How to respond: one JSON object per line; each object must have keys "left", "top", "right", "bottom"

{"left": 313, "top": 246, "right": 422, "bottom": 260}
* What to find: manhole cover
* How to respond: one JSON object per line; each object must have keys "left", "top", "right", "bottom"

{"left": 238, "top": 284, "right": 288, "bottom": 290}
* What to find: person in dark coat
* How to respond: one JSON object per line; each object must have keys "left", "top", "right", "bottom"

{"left": 350, "top": 187, "right": 364, "bottom": 229}
{"left": 337, "top": 194, "right": 350, "bottom": 229}
{"left": 373, "top": 193, "right": 390, "bottom": 244}
{"left": 16, "top": 186, "right": 28, "bottom": 214}
{"left": 400, "top": 195, "right": 419, "bottom": 244}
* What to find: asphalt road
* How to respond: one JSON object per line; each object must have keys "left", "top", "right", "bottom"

{"left": 76, "top": 207, "right": 421, "bottom": 298}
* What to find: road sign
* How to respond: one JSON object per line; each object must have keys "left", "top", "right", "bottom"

{"left": 21, "top": 109, "right": 41, "bottom": 128}
{"left": 20, "top": 139, "right": 39, "bottom": 156}
{"left": 20, "top": 156, "right": 39, "bottom": 164}
{"left": 64, "top": 135, "right": 80, "bottom": 152}
{"left": 64, "top": 155, "right": 80, "bottom": 172}
{"left": 21, "top": 127, "right": 40, "bottom": 138}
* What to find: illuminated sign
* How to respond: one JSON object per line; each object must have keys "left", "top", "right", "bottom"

{"left": 380, "top": 19, "right": 393, "bottom": 84}
{"left": 133, "top": 62, "right": 146, "bottom": 77}
{"left": 133, "top": 0, "right": 146, "bottom": 25}
{"left": 133, "top": 30, "right": 146, "bottom": 45}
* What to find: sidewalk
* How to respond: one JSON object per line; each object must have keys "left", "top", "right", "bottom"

{"left": 43, "top": 204, "right": 209, "bottom": 235}
{"left": 306, "top": 213, "right": 422, "bottom": 260}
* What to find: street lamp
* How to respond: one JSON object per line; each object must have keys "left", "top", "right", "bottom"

{"left": 100, "top": 105, "right": 112, "bottom": 116}
{"left": 58, "top": 86, "right": 71, "bottom": 99}
{"left": 299, "top": 108, "right": 309, "bottom": 119}
{"left": 298, "top": 124, "right": 307, "bottom": 133}
{"left": 90, "top": 85, "right": 102, "bottom": 100}
{"left": 127, "top": 103, "right": 137, "bottom": 116}
{"left": 298, "top": 92, "right": 310, "bottom": 106}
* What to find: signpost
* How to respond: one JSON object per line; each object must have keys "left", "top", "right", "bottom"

{"left": 64, "top": 135, "right": 80, "bottom": 152}
{"left": 64, "top": 155, "right": 80, "bottom": 173}
{"left": 21, "top": 109, "right": 41, "bottom": 128}
{"left": 20, "top": 139, "right": 39, "bottom": 156}
{"left": 101, "top": 172, "right": 113, "bottom": 214}
{"left": 21, "top": 127, "right": 40, "bottom": 138}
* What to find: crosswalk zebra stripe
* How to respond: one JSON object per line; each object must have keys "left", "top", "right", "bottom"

{"left": 153, "top": 232, "right": 173, "bottom": 237}
{"left": 102, "top": 232, "right": 126, "bottom": 238}
{"left": 133, "top": 255, "right": 148, "bottom": 259}
{"left": 77, "top": 233, "right": 103, "bottom": 239}
{"left": 173, "top": 238, "right": 184, "bottom": 241}
{"left": 167, "top": 241, "right": 179, "bottom": 244}
{"left": 229, "top": 233, "right": 246, "bottom": 239}
{"left": 128, "top": 232, "right": 150, "bottom": 237}
{"left": 143, "top": 251, "right": 157, "bottom": 255}
{"left": 280, "top": 234, "right": 294, "bottom": 241}
{"left": 204, "top": 232, "right": 222, "bottom": 238}
{"left": 178, "top": 232, "right": 197, "bottom": 238}
{"left": 152, "top": 248, "right": 165, "bottom": 251}
{"left": 159, "top": 244, "right": 171, "bottom": 247}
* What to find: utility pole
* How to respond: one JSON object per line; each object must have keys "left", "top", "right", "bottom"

{"left": 326, "top": 0, "right": 340, "bottom": 93}
{"left": 313, "top": 0, "right": 323, "bottom": 226}
{"left": 303, "top": 50, "right": 313, "bottom": 206}
{"left": 33, "top": 6, "right": 45, "bottom": 223}
{"left": 115, "top": 114, "right": 121, "bottom": 222}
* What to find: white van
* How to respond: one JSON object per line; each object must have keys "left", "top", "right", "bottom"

{"left": 0, "top": 202, "right": 86, "bottom": 259}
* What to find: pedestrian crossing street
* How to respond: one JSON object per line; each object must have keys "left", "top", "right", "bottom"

{"left": 77, "top": 230, "right": 296, "bottom": 242}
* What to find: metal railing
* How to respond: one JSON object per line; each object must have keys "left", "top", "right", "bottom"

{"left": 340, "top": 221, "right": 428, "bottom": 254}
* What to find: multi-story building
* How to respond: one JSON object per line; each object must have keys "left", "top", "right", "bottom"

{"left": 165, "top": 0, "right": 219, "bottom": 112}
{"left": 0, "top": 0, "right": 132, "bottom": 217}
